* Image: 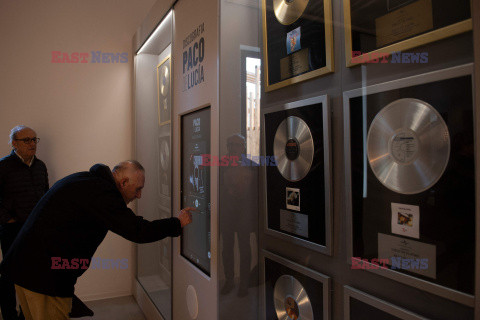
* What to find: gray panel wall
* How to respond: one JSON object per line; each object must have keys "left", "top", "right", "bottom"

{"left": 258, "top": 1, "right": 475, "bottom": 320}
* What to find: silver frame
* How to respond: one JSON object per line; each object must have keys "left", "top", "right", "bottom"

{"left": 178, "top": 104, "right": 213, "bottom": 278}
{"left": 262, "top": 95, "right": 333, "bottom": 255}
{"left": 343, "top": 64, "right": 475, "bottom": 306}
{"left": 260, "top": 250, "right": 331, "bottom": 320}
{"left": 344, "top": 286, "right": 428, "bottom": 320}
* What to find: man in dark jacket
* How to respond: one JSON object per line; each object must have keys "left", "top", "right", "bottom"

{"left": 0, "top": 160, "right": 193, "bottom": 320}
{"left": 0, "top": 125, "right": 49, "bottom": 320}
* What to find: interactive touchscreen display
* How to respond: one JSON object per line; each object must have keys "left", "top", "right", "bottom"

{"left": 181, "top": 107, "right": 211, "bottom": 275}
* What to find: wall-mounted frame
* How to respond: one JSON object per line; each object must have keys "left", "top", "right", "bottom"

{"left": 343, "top": 0, "right": 473, "bottom": 67}
{"left": 261, "top": 250, "right": 331, "bottom": 320}
{"left": 180, "top": 105, "right": 211, "bottom": 276}
{"left": 344, "top": 286, "right": 428, "bottom": 319}
{"left": 263, "top": 95, "right": 332, "bottom": 255}
{"left": 157, "top": 133, "right": 171, "bottom": 205}
{"left": 343, "top": 64, "right": 475, "bottom": 306}
{"left": 157, "top": 55, "right": 171, "bottom": 126}
{"left": 262, "top": 0, "right": 334, "bottom": 91}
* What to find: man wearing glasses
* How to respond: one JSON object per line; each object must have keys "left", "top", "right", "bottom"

{"left": 0, "top": 125, "right": 48, "bottom": 320}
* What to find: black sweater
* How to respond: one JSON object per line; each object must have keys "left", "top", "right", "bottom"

{"left": 0, "top": 151, "right": 49, "bottom": 224}
{"left": 0, "top": 164, "right": 181, "bottom": 297}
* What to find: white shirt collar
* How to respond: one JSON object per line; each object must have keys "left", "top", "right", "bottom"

{"left": 15, "top": 151, "right": 34, "bottom": 167}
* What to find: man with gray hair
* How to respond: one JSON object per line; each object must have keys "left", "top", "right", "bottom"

{"left": 0, "top": 125, "right": 48, "bottom": 320}
{"left": 0, "top": 161, "right": 193, "bottom": 320}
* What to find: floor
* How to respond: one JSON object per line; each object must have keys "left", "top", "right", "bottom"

{"left": 138, "top": 274, "right": 171, "bottom": 320}
{"left": 76, "top": 296, "right": 146, "bottom": 320}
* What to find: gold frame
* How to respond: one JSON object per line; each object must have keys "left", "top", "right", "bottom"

{"left": 262, "top": 0, "right": 334, "bottom": 92}
{"left": 156, "top": 55, "right": 172, "bottom": 126}
{"left": 343, "top": 0, "right": 473, "bottom": 67}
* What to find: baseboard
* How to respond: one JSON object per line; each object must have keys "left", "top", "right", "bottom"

{"left": 133, "top": 280, "right": 165, "bottom": 320}
{"left": 77, "top": 290, "right": 132, "bottom": 302}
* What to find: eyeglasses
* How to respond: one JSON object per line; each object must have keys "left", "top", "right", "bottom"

{"left": 15, "top": 137, "right": 40, "bottom": 144}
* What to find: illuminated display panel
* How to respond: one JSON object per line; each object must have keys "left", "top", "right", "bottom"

{"left": 181, "top": 106, "right": 211, "bottom": 275}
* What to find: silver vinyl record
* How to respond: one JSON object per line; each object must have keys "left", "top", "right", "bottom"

{"left": 159, "top": 138, "right": 170, "bottom": 171}
{"left": 159, "top": 64, "right": 170, "bottom": 97}
{"left": 367, "top": 98, "right": 450, "bottom": 194}
{"left": 274, "top": 275, "right": 313, "bottom": 320}
{"left": 274, "top": 116, "right": 314, "bottom": 182}
{"left": 273, "top": 0, "right": 309, "bottom": 25}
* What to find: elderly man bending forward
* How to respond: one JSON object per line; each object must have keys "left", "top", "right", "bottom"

{"left": 0, "top": 161, "right": 193, "bottom": 320}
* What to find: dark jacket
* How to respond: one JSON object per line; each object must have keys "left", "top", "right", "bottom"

{"left": 0, "top": 164, "right": 181, "bottom": 297}
{"left": 0, "top": 150, "right": 49, "bottom": 224}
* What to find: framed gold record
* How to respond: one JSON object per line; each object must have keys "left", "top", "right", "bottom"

{"left": 343, "top": 0, "right": 473, "bottom": 67}
{"left": 262, "top": 0, "right": 334, "bottom": 91}
{"left": 156, "top": 55, "right": 171, "bottom": 126}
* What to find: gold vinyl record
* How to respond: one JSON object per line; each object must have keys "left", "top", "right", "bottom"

{"left": 274, "top": 275, "right": 313, "bottom": 320}
{"left": 274, "top": 116, "right": 314, "bottom": 182}
{"left": 160, "top": 64, "right": 170, "bottom": 97}
{"left": 273, "top": 0, "right": 309, "bottom": 25}
{"left": 367, "top": 98, "right": 450, "bottom": 194}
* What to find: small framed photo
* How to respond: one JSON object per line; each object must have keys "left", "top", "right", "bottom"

{"left": 286, "top": 187, "right": 300, "bottom": 211}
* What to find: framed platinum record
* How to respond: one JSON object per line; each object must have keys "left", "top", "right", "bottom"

{"left": 344, "top": 64, "right": 475, "bottom": 306}
{"left": 263, "top": 95, "right": 332, "bottom": 255}
{"left": 344, "top": 286, "right": 427, "bottom": 320}
{"left": 261, "top": 250, "right": 331, "bottom": 320}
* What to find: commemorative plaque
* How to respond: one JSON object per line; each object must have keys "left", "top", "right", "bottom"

{"left": 264, "top": 96, "right": 331, "bottom": 255}
{"left": 344, "top": 66, "right": 475, "bottom": 301}
{"left": 344, "top": 0, "right": 472, "bottom": 66}
{"left": 262, "top": 0, "right": 334, "bottom": 91}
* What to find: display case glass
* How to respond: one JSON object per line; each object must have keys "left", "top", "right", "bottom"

{"left": 343, "top": 0, "right": 472, "bottom": 66}
{"left": 344, "top": 64, "right": 475, "bottom": 305}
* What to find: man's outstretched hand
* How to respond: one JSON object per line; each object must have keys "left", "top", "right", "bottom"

{"left": 178, "top": 207, "right": 195, "bottom": 227}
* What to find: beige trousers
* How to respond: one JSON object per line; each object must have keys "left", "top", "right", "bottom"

{"left": 14, "top": 285, "right": 72, "bottom": 320}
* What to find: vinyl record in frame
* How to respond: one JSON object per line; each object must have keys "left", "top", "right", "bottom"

{"left": 262, "top": 0, "right": 334, "bottom": 91}
{"left": 343, "top": 64, "right": 475, "bottom": 306}
{"left": 157, "top": 55, "right": 171, "bottom": 125}
{"left": 262, "top": 250, "right": 331, "bottom": 320}
{"left": 264, "top": 95, "right": 332, "bottom": 255}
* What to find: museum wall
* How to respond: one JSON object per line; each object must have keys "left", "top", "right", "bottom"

{"left": 0, "top": 0, "right": 157, "bottom": 301}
